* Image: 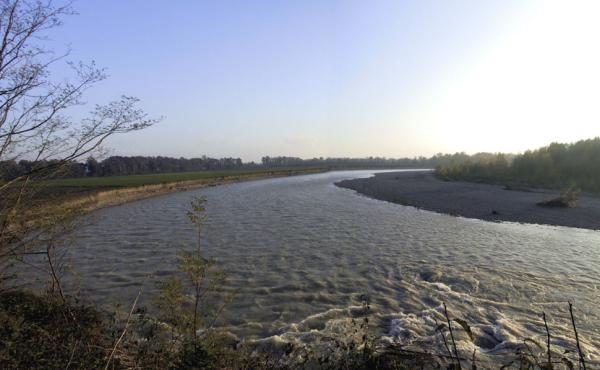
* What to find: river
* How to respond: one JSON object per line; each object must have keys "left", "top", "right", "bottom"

{"left": 44, "top": 170, "right": 600, "bottom": 362}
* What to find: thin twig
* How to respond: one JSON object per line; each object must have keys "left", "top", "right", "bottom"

{"left": 542, "top": 312, "right": 551, "bottom": 366}
{"left": 523, "top": 340, "right": 537, "bottom": 365}
{"left": 46, "top": 242, "right": 65, "bottom": 302}
{"left": 443, "top": 302, "right": 462, "bottom": 370}
{"left": 568, "top": 302, "right": 586, "bottom": 370}
{"left": 207, "top": 290, "right": 236, "bottom": 330}
{"left": 65, "top": 340, "right": 79, "bottom": 370}
{"left": 104, "top": 287, "right": 142, "bottom": 370}
{"left": 434, "top": 316, "right": 452, "bottom": 360}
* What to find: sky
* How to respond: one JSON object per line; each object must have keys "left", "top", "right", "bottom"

{"left": 48, "top": 0, "right": 600, "bottom": 161}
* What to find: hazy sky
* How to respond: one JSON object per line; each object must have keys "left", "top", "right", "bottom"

{"left": 50, "top": 1, "right": 600, "bottom": 161}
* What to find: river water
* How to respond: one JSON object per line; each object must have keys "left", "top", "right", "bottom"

{"left": 44, "top": 170, "right": 600, "bottom": 362}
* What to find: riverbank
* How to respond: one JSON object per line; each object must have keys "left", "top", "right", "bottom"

{"left": 29, "top": 168, "right": 329, "bottom": 225}
{"left": 336, "top": 171, "right": 600, "bottom": 230}
{"left": 70, "top": 168, "right": 330, "bottom": 211}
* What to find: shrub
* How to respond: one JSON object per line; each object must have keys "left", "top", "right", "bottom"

{"left": 538, "top": 183, "right": 581, "bottom": 208}
{"left": 0, "top": 290, "right": 118, "bottom": 369}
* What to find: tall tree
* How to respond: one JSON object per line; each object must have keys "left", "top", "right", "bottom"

{"left": 0, "top": 0, "right": 158, "bottom": 286}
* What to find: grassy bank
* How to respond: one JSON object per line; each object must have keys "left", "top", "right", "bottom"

{"left": 5, "top": 167, "right": 328, "bottom": 235}
{"left": 19, "top": 167, "right": 326, "bottom": 218}
{"left": 42, "top": 167, "right": 329, "bottom": 189}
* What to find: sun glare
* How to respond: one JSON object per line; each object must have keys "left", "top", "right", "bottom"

{"left": 429, "top": 0, "right": 600, "bottom": 154}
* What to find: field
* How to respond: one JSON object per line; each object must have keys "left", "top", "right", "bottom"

{"left": 42, "top": 167, "right": 327, "bottom": 189}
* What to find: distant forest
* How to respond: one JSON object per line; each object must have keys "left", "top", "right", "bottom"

{"left": 1, "top": 155, "right": 442, "bottom": 181}
{"left": 436, "top": 137, "right": 600, "bottom": 192}
{"left": 4, "top": 138, "right": 599, "bottom": 190}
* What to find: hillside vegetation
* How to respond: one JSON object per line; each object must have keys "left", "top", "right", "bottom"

{"left": 435, "top": 138, "right": 600, "bottom": 192}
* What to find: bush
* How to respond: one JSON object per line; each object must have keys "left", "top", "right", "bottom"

{"left": 538, "top": 183, "right": 581, "bottom": 208}
{"left": 0, "top": 290, "right": 118, "bottom": 369}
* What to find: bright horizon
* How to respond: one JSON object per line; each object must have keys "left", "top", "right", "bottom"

{"left": 50, "top": 0, "right": 600, "bottom": 161}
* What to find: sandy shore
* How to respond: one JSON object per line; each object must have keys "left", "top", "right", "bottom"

{"left": 336, "top": 171, "right": 600, "bottom": 230}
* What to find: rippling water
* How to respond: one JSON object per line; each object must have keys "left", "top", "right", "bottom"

{"left": 30, "top": 170, "right": 600, "bottom": 361}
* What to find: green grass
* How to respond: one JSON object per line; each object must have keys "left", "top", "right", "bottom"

{"left": 42, "top": 167, "right": 327, "bottom": 188}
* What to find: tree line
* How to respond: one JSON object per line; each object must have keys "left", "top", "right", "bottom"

{"left": 4, "top": 138, "right": 598, "bottom": 186}
{"left": 260, "top": 155, "right": 433, "bottom": 168}
{"left": 1, "top": 155, "right": 440, "bottom": 181}
{"left": 0, "top": 151, "right": 541, "bottom": 181}
{"left": 0, "top": 155, "right": 246, "bottom": 180}
{"left": 436, "top": 137, "right": 600, "bottom": 192}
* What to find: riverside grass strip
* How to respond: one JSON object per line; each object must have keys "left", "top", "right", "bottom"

{"left": 40, "top": 167, "right": 329, "bottom": 188}
{"left": 9, "top": 167, "right": 329, "bottom": 232}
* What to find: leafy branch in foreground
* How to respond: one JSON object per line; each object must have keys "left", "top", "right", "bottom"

{"left": 138, "top": 196, "right": 234, "bottom": 368}
{"left": 156, "top": 196, "right": 230, "bottom": 336}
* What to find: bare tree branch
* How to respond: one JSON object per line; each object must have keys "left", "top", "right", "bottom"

{"left": 0, "top": 0, "right": 159, "bottom": 288}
